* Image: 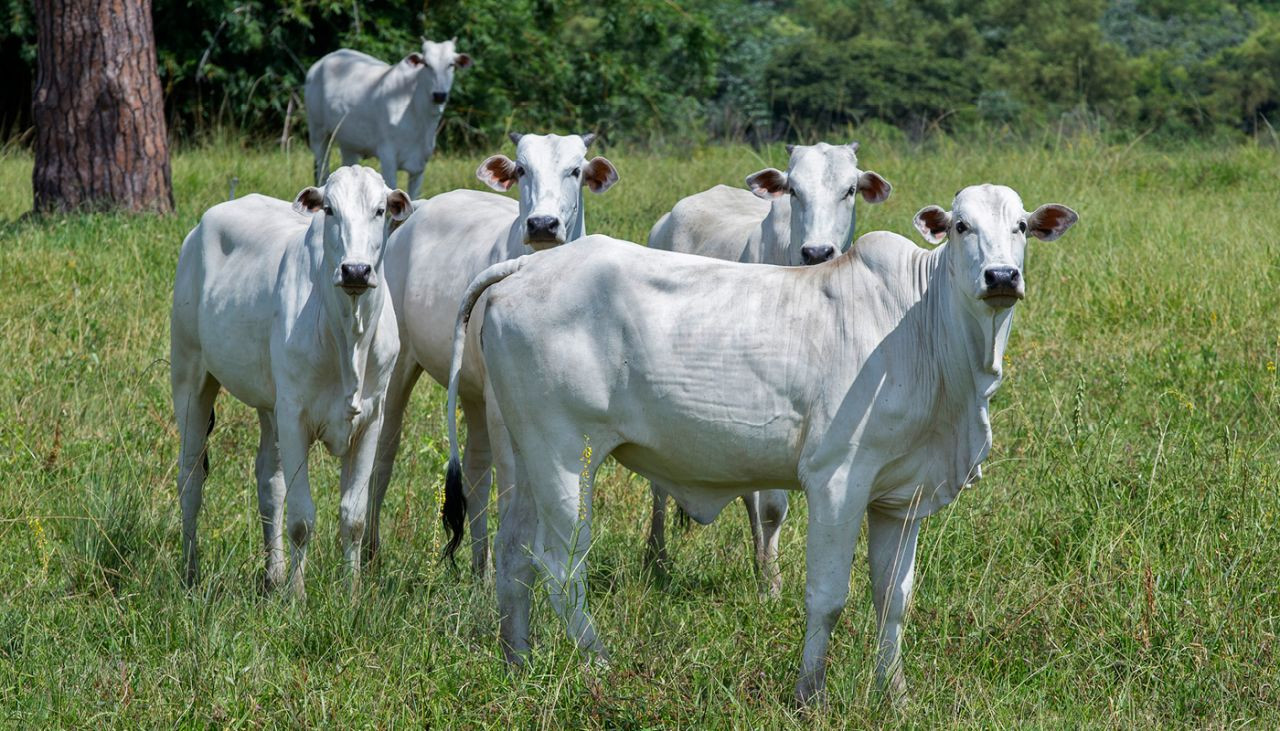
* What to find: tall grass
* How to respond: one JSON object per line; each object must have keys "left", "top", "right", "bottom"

{"left": 0, "top": 136, "right": 1277, "bottom": 726}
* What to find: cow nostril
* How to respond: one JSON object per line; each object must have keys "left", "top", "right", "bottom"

{"left": 984, "top": 267, "right": 1019, "bottom": 288}
{"left": 526, "top": 216, "right": 560, "bottom": 238}
{"left": 432, "top": 91, "right": 448, "bottom": 104}
{"left": 340, "top": 263, "right": 372, "bottom": 283}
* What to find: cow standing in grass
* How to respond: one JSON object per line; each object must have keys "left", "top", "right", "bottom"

{"left": 444, "top": 184, "right": 1077, "bottom": 703}
{"left": 171, "top": 166, "right": 410, "bottom": 598}
{"left": 365, "top": 133, "right": 618, "bottom": 574}
{"left": 306, "top": 39, "right": 472, "bottom": 198}
{"left": 646, "top": 141, "right": 892, "bottom": 594}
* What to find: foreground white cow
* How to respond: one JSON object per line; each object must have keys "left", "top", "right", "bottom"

{"left": 306, "top": 39, "right": 472, "bottom": 198}
{"left": 646, "top": 141, "right": 892, "bottom": 594}
{"left": 445, "top": 184, "right": 1077, "bottom": 702}
{"left": 367, "top": 133, "right": 618, "bottom": 572}
{"left": 171, "top": 166, "right": 410, "bottom": 598}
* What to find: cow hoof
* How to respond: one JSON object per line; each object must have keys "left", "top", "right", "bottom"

{"left": 793, "top": 679, "right": 827, "bottom": 708}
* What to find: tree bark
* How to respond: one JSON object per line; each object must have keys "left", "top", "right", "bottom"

{"left": 32, "top": 0, "right": 174, "bottom": 214}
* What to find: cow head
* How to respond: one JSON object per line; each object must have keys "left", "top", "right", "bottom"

{"left": 292, "top": 165, "right": 411, "bottom": 296}
{"left": 476, "top": 132, "right": 619, "bottom": 250}
{"left": 406, "top": 37, "right": 471, "bottom": 106}
{"left": 746, "top": 142, "right": 891, "bottom": 265}
{"left": 914, "top": 184, "right": 1077, "bottom": 311}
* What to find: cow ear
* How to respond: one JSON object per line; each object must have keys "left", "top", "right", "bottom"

{"left": 857, "top": 171, "right": 892, "bottom": 204}
{"left": 1026, "top": 204, "right": 1078, "bottom": 241}
{"left": 292, "top": 186, "right": 324, "bottom": 214}
{"left": 454, "top": 53, "right": 472, "bottom": 69}
{"left": 582, "top": 156, "right": 618, "bottom": 194}
{"left": 746, "top": 168, "right": 788, "bottom": 199}
{"left": 477, "top": 154, "right": 518, "bottom": 191}
{"left": 406, "top": 53, "right": 425, "bottom": 67}
{"left": 387, "top": 189, "right": 412, "bottom": 222}
{"left": 913, "top": 205, "right": 951, "bottom": 244}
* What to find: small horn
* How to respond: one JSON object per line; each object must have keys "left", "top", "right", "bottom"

{"left": 450, "top": 36, "right": 458, "bottom": 44}
{"left": 581, "top": 132, "right": 597, "bottom": 147}
{"left": 848, "top": 141, "right": 860, "bottom": 153}
{"left": 785, "top": 144, "right": 795, "bottom": 155}
{"left": 421, "top": 35, "right": 428, "bottom": 44}
{"left": 509, "top": 132, "right": 524, "bottom": 145}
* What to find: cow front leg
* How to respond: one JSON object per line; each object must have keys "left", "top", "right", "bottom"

{"left": 867, "top": 507, "right": 921, "bottom": 703}
{"left": 376, "top": 147, "right": 399, "bottom": 191}
{"left": 795, "top": 470, "right": 869, "bottom": 705}
{"left": 645, "top": 481, "right": 671, "bottom": 579}
{"left": 338, "top": 409, "right": 383, "bottom": 594}
{"left": 406, "top": 168, "right": 424, "bottom": 199}
{"left": 277, "top": 409, "right": 315, "bottom": 601}
{"left": 254, "top": 410, "right": 286, "bottom": 591}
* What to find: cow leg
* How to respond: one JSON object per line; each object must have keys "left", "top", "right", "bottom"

{"left": 489, "top": 392, "right": 533, "bottom": 662}
{"left": 867, "top": 507, "right": 921, "bottom": 703}
{"left": 461, "top": 397, "right": 495, "bottom": 577}
{"left": 644, "top": 481, "right": 671, "bottom": 578}
{"left": 525, "top": 441, "right": 609, "bottom": 660}
{"left": 406, "top": 168, "right": 425, "bottom": 199}
{"left": 174, "top": 368, "right": 219, "bottom": 586}
{"left": 339, "top": 147, "right": 361, "bottom": 168}
{"left": 337, "top": 410, "right": 382, "bottom": 594}
{"left": 376, "top": 146, "right": 399, "bottom": 191}
{"left": 310, "top": 131, "right": 329, "bottom": 185}
{"left": 277, "top": 408, "right": 315, "bottom": 601}
{"left": 366, "top": 356, "right": 423, "bottom": 566}
{"left": 794, "top": 468, "right": 869, "bottom": 705}
{"left": 254, "top": 410, "right": 286, "bottom": 592}
{"left": 743, "top": 489, "right": 789, "bottom": 598}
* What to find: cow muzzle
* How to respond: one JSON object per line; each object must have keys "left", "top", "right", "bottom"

{"left": 432, "top": 91, "right": 449, "bottom": 105}
{"left": 336, "top": 262, "right": 376, "bottom": 295}
{"left": 800, "top": 244, "right": 836, "bottom": 265}
{"left": 525, "top": 215, "right": 562, "bottom": 246}
{"left": 980, "top": 266, "right": 1023, "bottom": 308}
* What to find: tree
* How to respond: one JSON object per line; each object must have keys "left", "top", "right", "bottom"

{"left": 32, "top": 0, "right": 173, "bottom": 214}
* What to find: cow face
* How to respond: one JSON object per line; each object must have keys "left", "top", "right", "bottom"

{"left": 292, "top": 166, "right": 411, "bottom": 296}
{"left": 476, "top": 132, "right": 619, "bottom": 250}
{"left": 914, "top": 184, "right": 1077, "bottom": 311}
{"left": 746, "top": 142, "right": 891, "bottom": 266}
{"left": 406, "top": 38, "right": 471, "bottom": 106}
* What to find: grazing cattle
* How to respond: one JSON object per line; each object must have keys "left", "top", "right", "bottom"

{"left": 171, "top": 166, "right": 410, "bottom": 598}
{"left": 444, "top": 184, "right": 1077, "bottom": 703}
{"left": 646, "top": 141, "right": 892, "bottom": 594}
{"left": 305, "top": 39, "right": 472, "bottom": 198}
{"left": 366, "top": 133, "right": 618, "bottom": 573}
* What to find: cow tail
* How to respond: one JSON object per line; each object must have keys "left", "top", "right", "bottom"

{"left": 442, "top": 257, "right": 528, "bottom": 564}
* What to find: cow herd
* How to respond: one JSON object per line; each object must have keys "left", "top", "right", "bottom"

{"left": 169, "top": 40, "right": 1079, "bottom": 705}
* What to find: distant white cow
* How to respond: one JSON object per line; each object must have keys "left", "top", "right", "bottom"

{"left": 366, "top": 133, "right": 618, "bottom": 573}
{"left": 646, "top": 141, "right": 892, "bottom": 594}
{"left": 445, "top": 184, "right": 1077, "bottom": 703}
{"left": 171, "top": 166, "right": 410, "bottom": 598}
{"left": 306, "top": 39, "right": 472, "bottom": 198}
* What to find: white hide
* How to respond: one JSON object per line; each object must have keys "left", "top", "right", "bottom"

{"left": 644, "top": 141, "right": 892, "bottom": 594}
{"left": 305, "top": 39, "right": 472, "bottom": 198}
{"left": 451, "top": 184, "right": 1077, "bottom": 702}
{"left": 366, "top": 133, "right": 618, "bottom": 573}
{"left": 170, "top": 166, "right": 410, "bottom": 599}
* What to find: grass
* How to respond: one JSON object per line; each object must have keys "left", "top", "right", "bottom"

{"left": 1, "top": 135, "right": 1279, "bottom": 726}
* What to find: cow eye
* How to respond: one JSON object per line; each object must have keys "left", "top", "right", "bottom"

{"left": 845, "top": 186, "right": 857, "bottom": 199}
{"left": 1017, "top": 220, "right": 1027, "bottom": 233}
{"left": 375, "top": 207, "right": 385, "bottom": 218}
{"left": 515, "top": 165, "right": 526, "bottom": 178}
{"left": 955, "top": 221, "right": 969, "bottom": 234}
{"left": 570, "top": 167, "right": 581, "bottom": 178}
{"left": 323, "top": 206, "right": 334, "bottom": 216}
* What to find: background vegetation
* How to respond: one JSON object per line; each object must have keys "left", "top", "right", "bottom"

{"left": 1, "top": 137, "right": 1278, "bottom": 725}
{"left": 4, "top": 0, "right": 1280, "bottom": 146}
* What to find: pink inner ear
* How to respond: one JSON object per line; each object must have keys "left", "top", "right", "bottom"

{"left": 583, "top": 157, "right": 618, "bottom": 193}
{"left": 747, "top": 169, "right": 787, "bottom": 198}
{"left": 477, "top": 156, "right": 517, "bottom": 191}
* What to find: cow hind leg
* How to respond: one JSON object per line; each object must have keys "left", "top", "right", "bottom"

{"left": 366, "top": 357, "right": 423, "bottom": 567}
{"left": 254, "top": 410, "right": 286, "bottom": 592}
{"left": 173, "top": 369, "right": 219, "bottom": 587}
{"left": 487, "top": 390, "right": 533, "bottom": 662}
{"left": 461, "top": 398, "right": 495, "bottom": 577}
{"left": 743, "top": 489, "right": 789, "bottom": 598}
{"left": 645, "top": 481, "right": 672, "bottom": 580}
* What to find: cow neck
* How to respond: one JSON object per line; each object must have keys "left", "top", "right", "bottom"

{"left": 308, "top": 223, "right": 387, "bottom": 420}
{"left": 923, "top": 242, "right": 1014, "bottom": 487}
{"left": 759, "top": 197, "right": 790, "bottom": 264}
{"left": 380, "top": 64, "right": 442, "bottom": 132}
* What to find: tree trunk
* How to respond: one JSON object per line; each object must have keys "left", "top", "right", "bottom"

{"left": 32, "top": 0, "right": 174, "bottom": 214}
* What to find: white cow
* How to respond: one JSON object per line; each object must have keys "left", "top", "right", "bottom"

{"left": 305, "top": 39, "right": 472, "bottom": 198}
{"left": 444, "top": 184, "right": 1077, "bottom": 702}
{"left": 645, "top": 141, "right": 892, "bottom": 594}
{"left": 171, "top": 166, "right": 410, "bottom": 598}
{"left": 367, "top": 133, "right": 618, "bottom": 572}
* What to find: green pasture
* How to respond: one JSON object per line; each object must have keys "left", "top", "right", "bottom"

{"left": 0, "top": 136, "right": 1277, "bottom": 726}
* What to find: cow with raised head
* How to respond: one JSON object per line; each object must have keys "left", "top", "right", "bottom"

{"left": 171, "top": 165, "right": 410, "bottom": 598}
{"left": 365, "top": 132, "right": 618, "bottom": 574}
{"left": 646, "top": 141, "right": 892, "bottom": 594}
{"left": 444, "top": 184, "right": 1077, "bottom": 703}
{"left": 306, "top": 38, "right": 472, "bottom": 198}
